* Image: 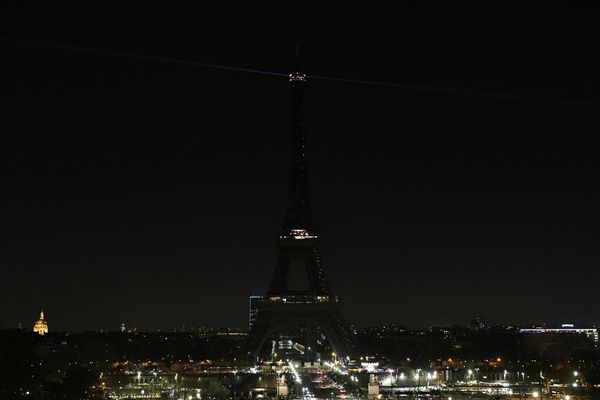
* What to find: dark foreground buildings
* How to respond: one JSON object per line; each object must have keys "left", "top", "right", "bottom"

{"left": 2, "top": 322, "right": 600, "bottom": 398}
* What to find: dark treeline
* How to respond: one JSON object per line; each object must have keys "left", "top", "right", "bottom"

{"left": 0, "top": 329, "right": 244, "bottom": 399}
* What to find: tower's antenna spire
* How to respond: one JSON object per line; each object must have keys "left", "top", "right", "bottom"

{"left": 295, "top": 42, "right": 301, "bottom": 64}
{"left": 284, "top": 44, "right": 310, "bottom": 232}
{"left": 294, "top": 42, "right": 304, "bottom": 75}
{"left": 289, "top": 42, "right": 305, "bottom": 81}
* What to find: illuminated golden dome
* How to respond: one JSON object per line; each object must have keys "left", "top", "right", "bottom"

{"left": 33, "top": 310, "right": 48, "bottom": 336}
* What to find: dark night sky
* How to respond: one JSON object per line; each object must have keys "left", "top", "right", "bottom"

{"left": 2, "top": 5, "right": 600, "bottom": 331}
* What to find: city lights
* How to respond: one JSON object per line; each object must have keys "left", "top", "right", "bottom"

{"left": 5, "top": 12, "right": 598, "bottom": 400}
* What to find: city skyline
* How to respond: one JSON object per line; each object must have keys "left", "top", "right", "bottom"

{"left": 2, "top": 6, "right": 600, "bottom": 331}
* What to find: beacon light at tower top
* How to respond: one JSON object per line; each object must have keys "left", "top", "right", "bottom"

{"left": 289, "top": 72, "right": 306, "bottom": 82}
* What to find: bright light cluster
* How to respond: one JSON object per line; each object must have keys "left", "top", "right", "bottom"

{"left": 281, "top": 229, "right": 318, "bottom": 240}
{"left": 33, "top": 310, "right": 48, "bottom": 336}
{"left": 289, "top": 72, "right": 307, "bottom": 82}
{"left": 288, "top": 361, "right": 302, "bottom": 383}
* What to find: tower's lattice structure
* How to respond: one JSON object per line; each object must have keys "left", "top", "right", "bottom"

{"left": 248, "top": 65, "right": 354, "bottom": 362}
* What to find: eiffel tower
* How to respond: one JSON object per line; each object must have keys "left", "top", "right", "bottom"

{"left": 248, "top": 59, "right": 354, "bottom": 362}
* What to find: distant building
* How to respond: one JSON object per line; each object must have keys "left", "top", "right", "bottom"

{"left": 519, "top": 324, "right": 598, "bottom": 356}
{"left": 519, "top": 325, "right": 598, "bottom": 342}
{"left": 33, "top": 310, "right": 48, "bottom": 335}
{"left": 249, "top": 295, "right": 263, "bottom": 330}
